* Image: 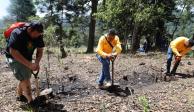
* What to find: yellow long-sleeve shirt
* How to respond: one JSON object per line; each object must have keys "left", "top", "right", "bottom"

{"left": 96, "top": 34, "right": 122, "bottom": 58}
{"left": 170, "top": 37, "right": 191, "bottom": 56}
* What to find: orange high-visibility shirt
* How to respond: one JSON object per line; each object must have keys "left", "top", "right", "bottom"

{"left": 170, "top": 37, "right": 191, "bottom": 56}
{"left": 96, "top": 34, "right": 122, "bottom": 58}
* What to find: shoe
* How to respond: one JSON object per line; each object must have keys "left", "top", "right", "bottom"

{"left": 97, "top": 83, "right": 104, "bottom": 89}
{"left": 105, "top": 81, "right": 112, "bottom": 87}
{"left": 16, "top": 95, "right": 28, "bottom": 102}
{"left": 27, "top": 100, "right": 39, "bottom": 109}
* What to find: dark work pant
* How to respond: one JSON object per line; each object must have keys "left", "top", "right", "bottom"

{"left": 166, "top": 47, "right": 180, "bottom": 75}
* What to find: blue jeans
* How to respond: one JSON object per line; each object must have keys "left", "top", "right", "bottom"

{"left": 96, "top": 54, "right": 111, "bottom": 84}
{"left": 167, "top": 47, "right": 180, "bottom": 75}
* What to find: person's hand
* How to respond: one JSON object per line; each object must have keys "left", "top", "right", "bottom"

{"left": 112, "top": 52, "right": 117, "bottom": 56}
{"left": 35, "top": 63, "right": 40, "bottom": 71}
{"left": 175, "top": 56, "right": 182, "bottom": 61}
{"left": 29, "top": 63, "right": 38, "bottom": 71}
{"left": 106, "top": 54, "right": 112, "bottom": 58}
{"left": 107, "top": 53, "right": 116, "bottom": 61}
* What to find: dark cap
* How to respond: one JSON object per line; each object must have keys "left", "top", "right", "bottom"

{"left": 29, "top": 22, "right": 43, "bottom": 33}
{"left": 189, "top": 39, "right": 194, "bottom": 46}
{"left": 108, "top": 29, "right": 117, "bottom": 36}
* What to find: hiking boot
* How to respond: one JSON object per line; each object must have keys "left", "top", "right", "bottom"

{"left": 16, "top": 95, "right": 28, "bottom": 102}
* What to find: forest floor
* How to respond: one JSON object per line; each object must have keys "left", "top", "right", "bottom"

{"left": 1, "top": 51, "right": 194, "bottom": 112}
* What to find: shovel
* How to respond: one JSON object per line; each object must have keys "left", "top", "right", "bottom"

{"left": 40, "top": 67, "right": 53, "bottom": 97}
{"left": 32, "top": 70, "right": 40, "bottom": 97}
{"left": 106, "top": 57, "right": 121, "bottom": 91}
{"left": 165, "top": 59, "right": 180, "bottom": 81}
{"left": 108, "top": 56, "right": 118, "bottom": 89}
{"left": 171, "top": 59, "right": 181, "bottom": 75}
{"left": 111, "top": 59, "right": 115, "bottom": 86}
{"left": 32, "top": 70, "right": 53, "bottom": 99}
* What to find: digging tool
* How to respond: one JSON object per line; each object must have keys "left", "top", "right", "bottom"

{"left": 111, "top": 58, "right": 115, "bottom": 86}
{"left": 110, "top": 55, "right": 117, "bottom": 86}
{"left": 32, "top": 70, "right": 47, "bottom": 106}
{"left": 103, "top": 55, "right": 116, "bottom": 89}
{"left": 165, "top": 59, "right": 180, "bottom": 81}
{"left": 171, "top": 57, "right": 181, "bottom": 75}
{"left": 32, "top": 70, "right": 40, "bottom": 97}
{"left": 32, "top": 69, "right": 53, "bottom": 99}
{"left": 39, "top": 67, "right": 53, "bottom": 97}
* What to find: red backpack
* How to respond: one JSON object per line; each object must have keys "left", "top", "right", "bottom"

{"left": 4, "top": 22, "right": 26, "bottom": 38}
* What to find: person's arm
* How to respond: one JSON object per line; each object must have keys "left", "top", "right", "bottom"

{"left": 171, "top": 44, "right": 181, "bottom": 56}
{"left": 35, "top": 48, "right": 44, "bottom": 64}
{"left": 180, "top": 48, "right": 191, "bottom": 56}
{"left": 10, "top": 48, "right": 36, "bottom": 70}
{"left": 170, "top": 38, "right": 184, "bottom": 56}
{"left": 34, "top": 48, "right": 44, "bottom": 71}
{"left": 34, "top": 35, "right": 45, "bottom": 70}
{"left": 113, "top": 36, "right": 122, "bottom": 55}
{"left": 96, "top": 37, "right": 108, "bottom": 58}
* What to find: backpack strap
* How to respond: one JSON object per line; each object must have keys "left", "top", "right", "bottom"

{"left": 105, "top": 35, "right": 114, "bottom": 48}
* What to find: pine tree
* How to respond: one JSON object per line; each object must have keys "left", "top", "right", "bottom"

{"left": 8, "top": 0, "right": 36, "bottom": 21}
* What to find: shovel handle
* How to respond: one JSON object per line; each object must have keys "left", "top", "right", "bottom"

{"left": 35, "top": 78, "right": 40, "bottom": 97}
{"left": 112, "top": 60, "right": 114, "bottom": 85}
{"left": 32, "top": 70, "right": 40, "bottom": 97}
{"left": 110, "top": 55, "right": 116, "bottom": 62}
{"left": 32, "top": 70, "right": 39, "bottom": 78}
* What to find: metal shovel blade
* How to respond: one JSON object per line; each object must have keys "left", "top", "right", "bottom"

{"left": 40, "top": 88, "right": 53, "bottom": 96}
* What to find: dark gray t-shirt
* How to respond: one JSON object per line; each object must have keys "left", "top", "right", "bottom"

{"left": 6, "top": 27, "right": 45, "bottom": 61}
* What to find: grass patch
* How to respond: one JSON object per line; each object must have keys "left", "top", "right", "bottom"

{"left": 138, "top": 96, "right": 150, "bottom": 112}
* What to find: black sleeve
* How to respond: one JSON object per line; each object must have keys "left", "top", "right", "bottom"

{"left": 36, "top": 36, "right": 45, "bottom": 48}
{"left": 7, "top": 30, "right": 20, "bottom": 50}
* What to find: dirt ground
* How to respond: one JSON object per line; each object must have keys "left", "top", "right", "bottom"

{"left": 1, "top": 51, "right": 194, "bottom": 112}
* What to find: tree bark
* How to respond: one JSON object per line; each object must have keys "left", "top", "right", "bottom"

{"left": 154, "top": 19, "right": 166, "bottom": 51}
{"left": 58, "top": 4, "right": 67, "bottom": 58}
{"left": 131, "top": 24, "right": 141, "bottom": 53}
{"left": 56, "top": 23, "right": 67, "bottom": 58}
{"left": 86, "top": 0, "right": 98, "bottom": 53}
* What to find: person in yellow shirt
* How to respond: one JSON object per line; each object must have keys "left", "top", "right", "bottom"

{"left": 166, "top": 36, "right": 194, "bottom": 80}
{"left": 96, "top": 29, "right": 122, "bottom": 89}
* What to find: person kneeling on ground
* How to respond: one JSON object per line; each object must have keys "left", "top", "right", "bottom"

{"left": 96, "top": 29, "right": 122, "bottom": 89}
{"left": 166, "top": 35, "right": 194, "bottom": 81}
{"left": 5, "top": 22, "right": 45, "bottom": 107}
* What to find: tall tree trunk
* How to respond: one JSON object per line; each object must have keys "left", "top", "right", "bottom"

{"left": 86, "top": 0, "right": 98, "bottom": 53}
{"left": 59, "top": 6, "right": 67, "bottom": 58}
{"left": 131, "top": 24, "right": 141, "bottom": 53}
{"left": 58, "top": 23, "right": 67, "bottom": 58}
{"left": 155, "top": 19, "right": 166, "bottom": 51}
{"left": 102, "top": 0, "right": 106, "bottom": 8}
